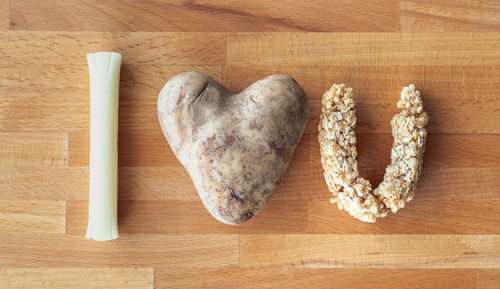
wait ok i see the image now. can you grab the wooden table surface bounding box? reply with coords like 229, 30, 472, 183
1, 1, 500, 288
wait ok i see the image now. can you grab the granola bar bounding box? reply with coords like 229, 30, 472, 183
318, 84, 428, 222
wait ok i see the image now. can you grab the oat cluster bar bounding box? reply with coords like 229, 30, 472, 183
318, 84, 429, 222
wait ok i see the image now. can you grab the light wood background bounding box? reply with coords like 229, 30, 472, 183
1, 1, 500, 288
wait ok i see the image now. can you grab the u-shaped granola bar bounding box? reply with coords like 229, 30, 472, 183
318, 84, 429, 222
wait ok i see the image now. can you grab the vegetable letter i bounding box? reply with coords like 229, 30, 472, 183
86, 52, 121, 241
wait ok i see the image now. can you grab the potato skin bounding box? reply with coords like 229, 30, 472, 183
158, 72, 309, 224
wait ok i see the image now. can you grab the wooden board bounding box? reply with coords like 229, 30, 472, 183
1, 1, 500, 288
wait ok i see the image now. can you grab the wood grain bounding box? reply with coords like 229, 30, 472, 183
0, 32, 225, 65
240, 235, 500, 268
0, 64, 221, 132
0, 200, 65, 234
0, 132, 68, 167
66, 200, 308, 234
222, 64, 500, 100
0, 166, 197, 201
155, 268, 479, 289
68, 128, 307, 168
223, 64, 500, 133
0, 94, 89, 132
0, 268, 153, 289
401, 0, 500, 32
226, 33, 500, 65
0, 64, 221, 95
310, 133, 500, 169
479, 270, 500, 289
1, 166, 498, 203
0, 233, 238, 267
307, 201, 500, 234
0, 167, 89, 200
70, 129, 176, 167
309, 133, 500, 198
10, 0, 400, 32
71, 119, 309, 168
0, 0, 7, 30
2, 4, 500, 286
275, 166, 500, 201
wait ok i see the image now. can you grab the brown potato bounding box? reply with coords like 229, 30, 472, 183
158, 72, 309, 224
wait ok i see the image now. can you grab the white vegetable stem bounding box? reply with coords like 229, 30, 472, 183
86, 52, 122, 241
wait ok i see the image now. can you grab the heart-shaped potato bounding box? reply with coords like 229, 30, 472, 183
158, 72, 309, 224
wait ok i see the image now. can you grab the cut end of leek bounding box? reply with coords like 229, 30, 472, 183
86, 52, 122, 241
